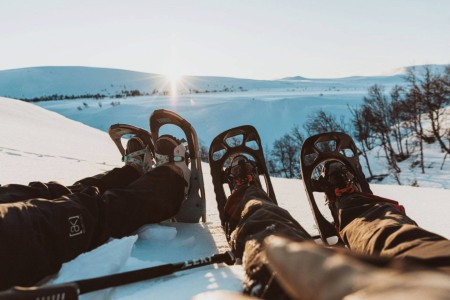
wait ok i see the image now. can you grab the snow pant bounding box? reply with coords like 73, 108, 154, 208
0, 164, 186, 290
226, 185, 450, 299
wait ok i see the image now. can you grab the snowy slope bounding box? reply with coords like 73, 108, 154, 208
0, 66, 294, 99
1, 97, 450, 299
0, 97, 121, 184
34, 92, 364, 150
33, 89, 450, 189
0, 65, 413, 99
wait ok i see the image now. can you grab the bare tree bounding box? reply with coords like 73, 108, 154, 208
404, 68, 427, 173
348, 105, 375, 178
362, 85, 401, 176
420, 66, 450, 153
303, 109, 345, 135
390, 85, 412, 160
198, 140, 209, 163
271, 134, 300, 178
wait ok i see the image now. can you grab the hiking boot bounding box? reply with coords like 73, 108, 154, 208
124, 136, 153, 174
319, 161, 363, 223
321, 161, 361, 202
225, 155, 261, 193
154, 135, 191, 194
154, 135, 189, 165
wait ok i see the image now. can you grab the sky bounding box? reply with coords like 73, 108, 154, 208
0, 0, 449, 79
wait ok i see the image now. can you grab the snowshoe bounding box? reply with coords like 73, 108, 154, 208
300, 132, 372, 246
209, 125, 277, 227
149, 109, 206, 223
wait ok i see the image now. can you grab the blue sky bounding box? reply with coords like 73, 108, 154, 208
0, 0, 449, 79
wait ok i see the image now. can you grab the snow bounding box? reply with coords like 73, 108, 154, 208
33, 92, 370, 155
1, 96, 450, 299
32, 90, 450, 188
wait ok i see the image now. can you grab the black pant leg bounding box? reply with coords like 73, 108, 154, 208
0, 166, 140, 204
0, 166, 143, 289
0, 182, 71, 204
99, 164, 186, 238
69, 165, 140, 194
0, 187, 105, 290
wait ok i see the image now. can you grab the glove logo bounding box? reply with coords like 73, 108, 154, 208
68, 215, 85, 237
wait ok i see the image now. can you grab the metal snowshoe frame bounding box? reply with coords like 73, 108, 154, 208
149, 109, 206, 223
209, 125, 277, 225
108, 123, 154, 157
300, 132, 372, 246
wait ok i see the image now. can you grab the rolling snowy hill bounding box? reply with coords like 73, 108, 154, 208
0, 66, 294, 99
0, 65, 425, 99
1, 97, 449, 299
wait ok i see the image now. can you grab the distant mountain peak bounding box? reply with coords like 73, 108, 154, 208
280, 75, 308, 81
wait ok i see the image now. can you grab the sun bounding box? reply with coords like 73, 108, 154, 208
166, 67, 181, 96
167, 68, 181, 84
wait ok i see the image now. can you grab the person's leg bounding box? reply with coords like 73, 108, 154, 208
0, 137, 152, 289
320, 161, 450, 273
225, 185, 311, 298
0, 186, 106, 290
264, 235, 450, 300
99, 163, 187, 238
0, 181, 72, 204
0, 165, 140, 204
336, 192, 450, 273
69, 165, 141, 194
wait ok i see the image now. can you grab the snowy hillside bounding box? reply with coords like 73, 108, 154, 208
1, 97, 450, 299
0, 65, 418, 99
0, 66, 294, 99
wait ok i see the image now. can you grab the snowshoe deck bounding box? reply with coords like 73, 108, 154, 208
300, 132, 372, 246
209, 125, 277, 226
150, 109, 206, 223
108, 123, 154, 157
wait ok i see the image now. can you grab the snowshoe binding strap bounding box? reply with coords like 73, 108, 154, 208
225, 155, 259, 191
124, 148, 149, 165
154, 143, 188, 167
334, 184, 356, 197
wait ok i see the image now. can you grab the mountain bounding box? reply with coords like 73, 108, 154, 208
3, 64, 445, 99
280, 75, 308, 80
0, 66, 294, 99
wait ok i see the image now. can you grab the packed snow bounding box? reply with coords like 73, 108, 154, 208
1, 97, 450, 299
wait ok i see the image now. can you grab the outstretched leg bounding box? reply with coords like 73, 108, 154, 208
224, 185, 311, 298
336, 192, 450, 273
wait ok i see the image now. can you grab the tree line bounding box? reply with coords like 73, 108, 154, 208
266, 66, 450, 184
20, 89, 151, 102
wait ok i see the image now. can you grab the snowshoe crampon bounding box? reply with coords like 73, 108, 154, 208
108, 124, 154, 158
209, 125, 277, 226
300, 132, 372, 246
150, 109, 206, 223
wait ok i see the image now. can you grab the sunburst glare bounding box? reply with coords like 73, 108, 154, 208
167, 68, 181, 97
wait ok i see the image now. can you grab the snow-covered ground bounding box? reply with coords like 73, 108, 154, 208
1, 97, 450, 299
3, 65, 449, 189
34, 90, 450, 189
